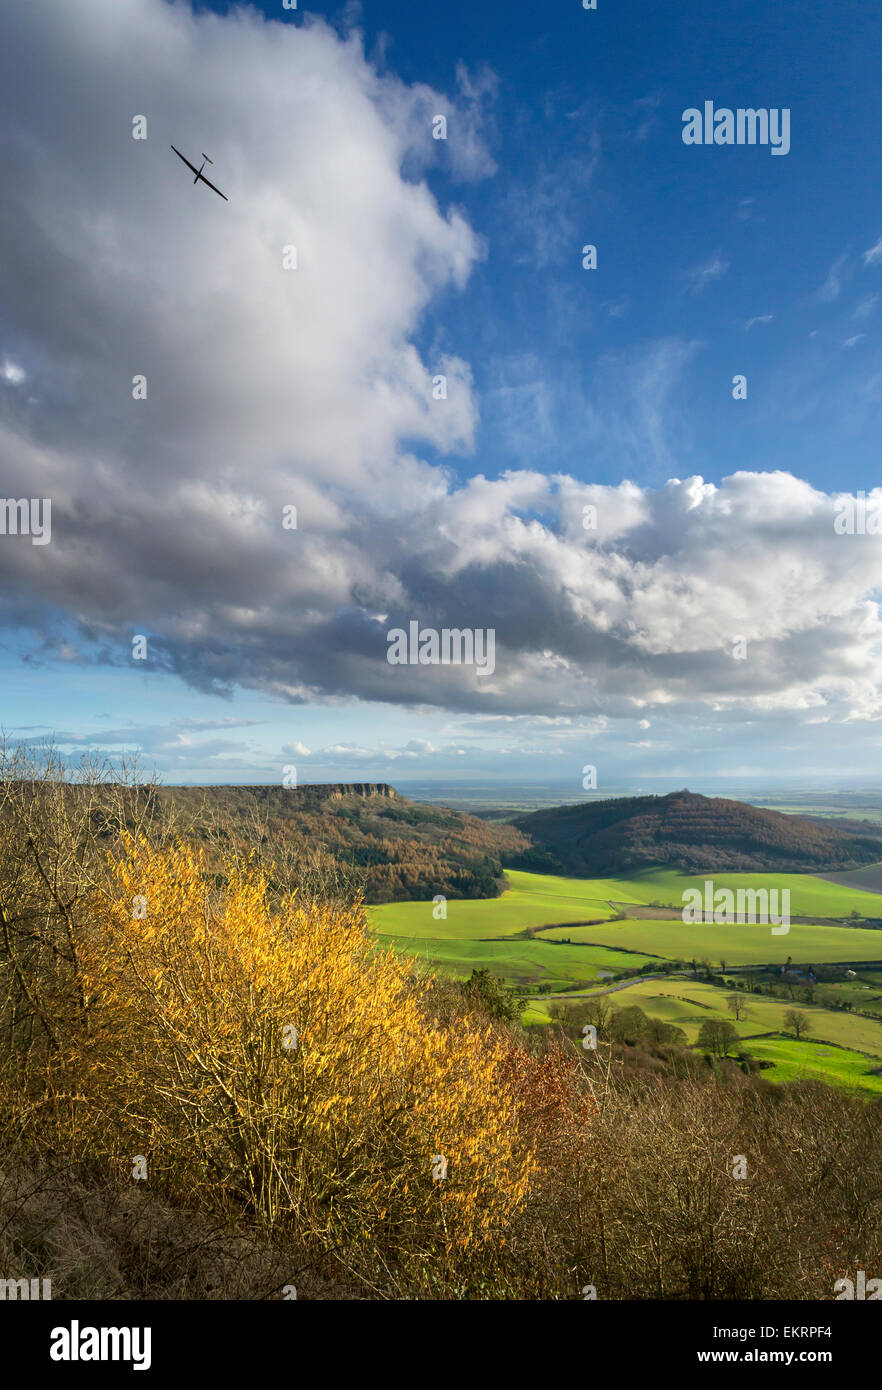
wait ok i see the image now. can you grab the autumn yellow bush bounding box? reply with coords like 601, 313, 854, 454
33, 836, 536, 1289
4, 757, 881, 1302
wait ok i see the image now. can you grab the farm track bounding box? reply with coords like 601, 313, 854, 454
528, 972, 676, 1001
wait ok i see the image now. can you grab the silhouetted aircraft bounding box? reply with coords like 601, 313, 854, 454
170, 146, 228, 201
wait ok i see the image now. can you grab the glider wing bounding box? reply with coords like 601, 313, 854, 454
197, 171, 228, 201
171, 144, 200, 177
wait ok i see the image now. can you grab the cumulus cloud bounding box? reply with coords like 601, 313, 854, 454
2, 1, 882, 739
0, 2, 483, 652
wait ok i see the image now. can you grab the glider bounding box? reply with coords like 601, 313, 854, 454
170, 146, 228, 201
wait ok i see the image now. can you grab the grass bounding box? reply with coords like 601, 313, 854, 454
369, 869, 627, 940
376, 933, 654, 988
526, 976, 882, 1096
369, 867, 882, 1058
520, 1004, 555, 1026
605, 867, 882, 919
539, 916, 882, 965
594, 978, 882, 1054
744, 1038, 882, 1097
370, 869, 882, 950
817, 980, 882, 1016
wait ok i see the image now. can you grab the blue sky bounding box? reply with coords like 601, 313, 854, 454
2, 0, 882, 787
287, 0, 882, 492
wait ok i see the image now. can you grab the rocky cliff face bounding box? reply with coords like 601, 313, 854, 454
277, 782, 398, 805
324, 783, 397, 800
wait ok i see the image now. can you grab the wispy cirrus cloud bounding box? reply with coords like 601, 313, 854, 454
685, 250, 729, 294
815, 252, 849, 301
862, 235, 882, 267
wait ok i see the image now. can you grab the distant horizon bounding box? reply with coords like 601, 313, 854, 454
151, 775, 882, 791
143, 775, 882, 817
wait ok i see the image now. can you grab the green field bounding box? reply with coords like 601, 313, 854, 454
745, 1039, 882, 1096
817, 979, 882, 1017
525, 977, 882, 1096
368, 865, 882, 1002
367, 863, 882, 1095
605, 867, 882, 919
591, 978, 882, 1055
540, 916, 882, 965
378, 933, 654, 988
370, 868, 882, 948
369, 869, 629, 940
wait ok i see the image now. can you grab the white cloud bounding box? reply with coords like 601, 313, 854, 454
686, 251, 729, 294
284, 741, 312, 758
816, 253, 848, 301
2, 2, 882, 740
863, 235, 882, 267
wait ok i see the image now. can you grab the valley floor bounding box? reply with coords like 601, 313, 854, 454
369, 865, 882, 1096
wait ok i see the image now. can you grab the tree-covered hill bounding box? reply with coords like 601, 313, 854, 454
509, 790, 882, 876
154, 782, 531, 903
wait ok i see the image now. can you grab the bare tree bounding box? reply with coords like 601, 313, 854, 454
784, 1009, 811, 1040
726, 992, 748, 1022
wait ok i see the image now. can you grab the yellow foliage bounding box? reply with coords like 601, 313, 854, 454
49, 836, 536, 1278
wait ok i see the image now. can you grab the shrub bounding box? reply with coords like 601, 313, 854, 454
6, 835, 537, 1293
